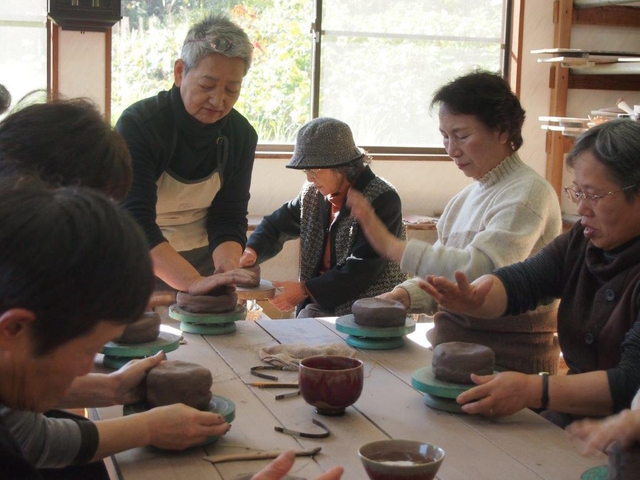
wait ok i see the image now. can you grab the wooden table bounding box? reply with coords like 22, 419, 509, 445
94, 312, 603, 480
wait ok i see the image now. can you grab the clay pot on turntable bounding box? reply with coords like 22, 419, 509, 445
298, 355, 363, 415
358, 439, 445, 480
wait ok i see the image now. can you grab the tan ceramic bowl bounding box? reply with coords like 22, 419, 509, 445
358, 439, 445, 480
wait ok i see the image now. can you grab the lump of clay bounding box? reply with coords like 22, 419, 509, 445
352, 297, 406, 327
146, 360, 213, 410
432, 342, 495, 384
608, 442, 640, 480
237, 265, 261, 288
116, 312, 161, 344
177, 289, 237, 313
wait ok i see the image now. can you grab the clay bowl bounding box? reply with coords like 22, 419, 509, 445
298, 355, 364, 415
358, 440, 445, 480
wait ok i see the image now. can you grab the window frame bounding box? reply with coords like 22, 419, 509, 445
257, 0, 519, 161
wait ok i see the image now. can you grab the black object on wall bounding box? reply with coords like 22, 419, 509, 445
48, 0, 121, 32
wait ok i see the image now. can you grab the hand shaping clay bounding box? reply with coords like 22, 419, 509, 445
432, 342, 495, 384
146, 360, 213, 410
237, 265, 261, 288
116, 312, 161, 344
608, 442, 640, 480
177, 290, 238, 313
352, 297, 407, 327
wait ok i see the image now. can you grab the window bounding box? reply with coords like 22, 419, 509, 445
112, 0, 509, 153
0, 0, 47, 119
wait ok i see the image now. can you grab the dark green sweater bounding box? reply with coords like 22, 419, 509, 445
116, 85, 258, 252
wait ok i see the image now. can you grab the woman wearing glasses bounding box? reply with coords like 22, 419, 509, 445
348, 71, 563, 374
116, 15, 257, 295
239, 117, 406, 317
423, 119, 640, 425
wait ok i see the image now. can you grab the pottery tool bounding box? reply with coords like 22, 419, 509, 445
250, 365, 288, 381
236, 279, 276, 301
168, 303, 246, 335
246, 382, 299, 388
101, 331, 180, 369
335, 314, 416, 350
124, 395, 235, 447
411, 365, 499, 413
274, 390, 301, 400
274, 419, 330, 438
203, 447, 321, 465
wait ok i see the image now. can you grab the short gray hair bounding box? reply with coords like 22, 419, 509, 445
567, 119, 640, 202
181, 14, 253, 75
333, 154, 371, 182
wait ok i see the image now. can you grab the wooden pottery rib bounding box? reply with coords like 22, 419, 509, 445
236, 279, 276, 300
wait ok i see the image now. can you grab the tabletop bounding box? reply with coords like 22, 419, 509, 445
93, 311, 604, 480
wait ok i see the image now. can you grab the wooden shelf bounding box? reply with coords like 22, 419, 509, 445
542, 0, 640, 197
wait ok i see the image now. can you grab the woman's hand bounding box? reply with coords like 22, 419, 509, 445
270, 281, 307, 312
346, 189, 406, 263
422, 272, 494, 314
144, 403, 231, 450
456, 372, 540, 417
239, 247, 258, 267
377, 288, 411, 309
567, 409, 640, 455
109, 352, 164, 405
251, 451, 344, 480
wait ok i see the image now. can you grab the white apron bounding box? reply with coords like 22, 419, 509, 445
155, 169, 221, 252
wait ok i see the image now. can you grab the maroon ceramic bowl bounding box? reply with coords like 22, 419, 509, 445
298, 355, 364, 415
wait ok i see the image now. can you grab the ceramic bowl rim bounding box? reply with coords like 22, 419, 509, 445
358, 439, 446, 469
299, 355, 364, 372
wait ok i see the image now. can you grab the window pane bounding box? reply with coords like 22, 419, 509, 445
320, 0, 505, 147
0, 0, 47, 119
111, 0, 313, 143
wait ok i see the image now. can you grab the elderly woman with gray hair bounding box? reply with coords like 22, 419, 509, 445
423, 119, 640, 426
239, 117, 406, 317
116, 14, 257, 295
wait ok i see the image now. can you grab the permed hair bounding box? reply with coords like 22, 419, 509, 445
430, 70, 526, 151
181, 14, 253, 75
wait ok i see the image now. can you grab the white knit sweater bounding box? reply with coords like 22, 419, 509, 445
400, 152, 562, 313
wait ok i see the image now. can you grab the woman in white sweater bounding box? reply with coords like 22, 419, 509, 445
348, 71, 562, 374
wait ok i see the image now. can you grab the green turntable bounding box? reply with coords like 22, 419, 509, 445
169, 304, 246, 335
335, 314, 416, 350
101, 331, 181, 369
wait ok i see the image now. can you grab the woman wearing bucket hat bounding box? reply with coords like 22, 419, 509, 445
239, 117, 406, 317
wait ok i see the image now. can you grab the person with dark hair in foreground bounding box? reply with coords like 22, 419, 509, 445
348, 70, 562, 374
0, 187, 231, 479
423, 119, 640, 427
0, 97, 132, 200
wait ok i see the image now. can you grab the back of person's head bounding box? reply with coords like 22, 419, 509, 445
181, 14, 253, 75
567, 119, 640, 202
0, 185, 154, 356
0, 84, 10, 115
431, 70, 526, 151
0, 97, 132, 200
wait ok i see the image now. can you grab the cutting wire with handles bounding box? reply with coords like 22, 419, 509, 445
250, 365, 291, 381
274, 419, 331, 439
